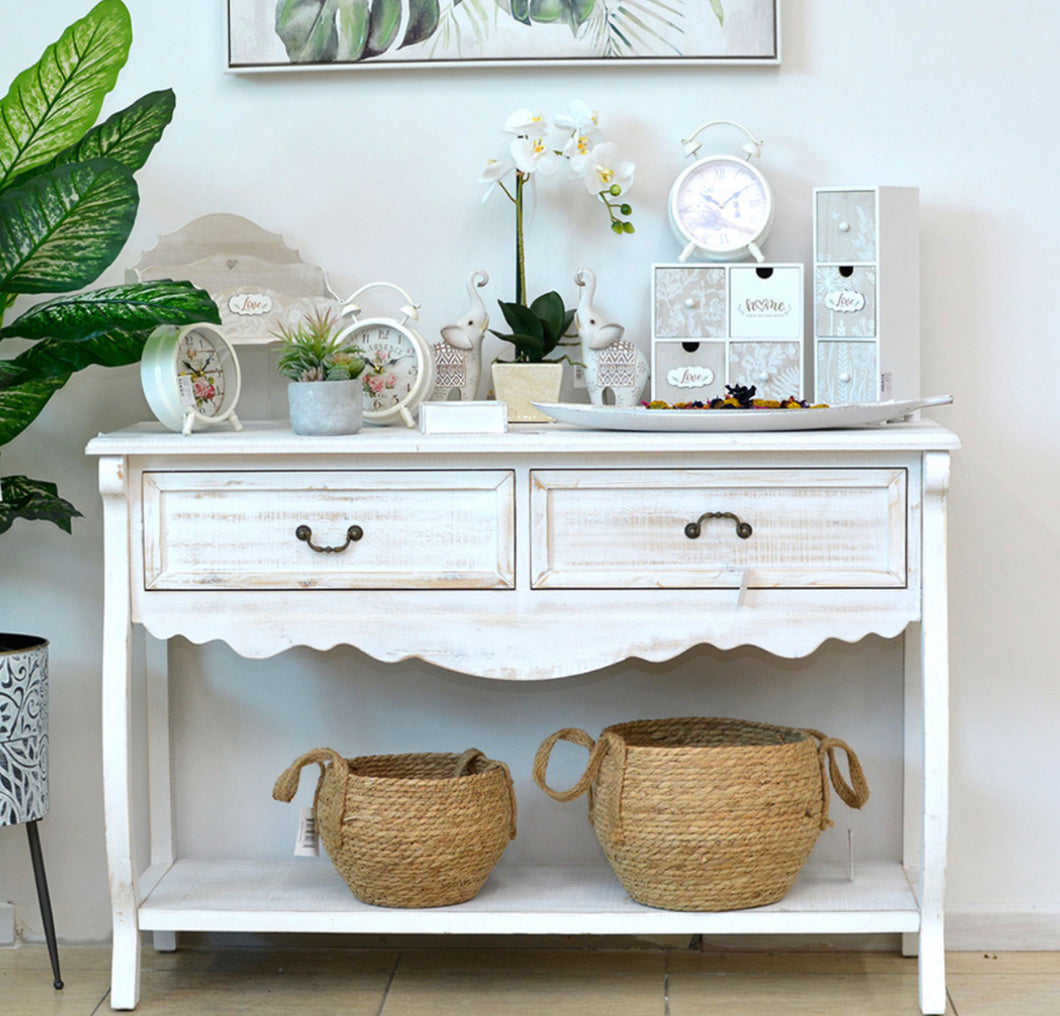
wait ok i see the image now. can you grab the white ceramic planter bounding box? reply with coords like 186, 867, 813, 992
0, 634, 49, 827
287, 379, 363, 435
491, 362, 563, 423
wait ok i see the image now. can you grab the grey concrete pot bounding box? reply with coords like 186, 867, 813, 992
287, 379, 364, 435
0, 634, 49, 827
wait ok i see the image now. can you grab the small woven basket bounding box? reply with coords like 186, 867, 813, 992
533, 717, 869, 912
274, 746, 516, 908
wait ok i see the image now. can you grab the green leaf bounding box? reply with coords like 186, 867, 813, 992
275, 0, 368, 62
510, 0, 532, 25
0, 158, 138, 295
401, 0, 441, 48
0, 474, 82, 535
0, 281, 220, 344
529, 291, 566, 343
9, 90, 176, 189
334, 0, 371, 59
0, 0, 132, 190
0, 375, 67, 447
710, 0, 725, 26
496, 300, 545, 342
362, 0, 401, 58
530, 0, 594, 31
0, 325, 156, 390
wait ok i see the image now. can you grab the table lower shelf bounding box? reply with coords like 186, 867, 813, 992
138, 859, 921, 936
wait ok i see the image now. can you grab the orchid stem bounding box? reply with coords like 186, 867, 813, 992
515, 172, 526, 307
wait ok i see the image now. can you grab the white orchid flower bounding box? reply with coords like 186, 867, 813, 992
478, 157, 514, 202
510, 135, 561, 176
570, 141, 635, 196
502, 108, 549, 138
554, 100, 599, 133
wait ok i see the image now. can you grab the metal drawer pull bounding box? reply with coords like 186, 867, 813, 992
684, 512, 753, 540
295, 524, 363, 553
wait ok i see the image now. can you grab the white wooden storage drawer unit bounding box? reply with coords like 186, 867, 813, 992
813, 186, 920, 404
652, 262, 804, 402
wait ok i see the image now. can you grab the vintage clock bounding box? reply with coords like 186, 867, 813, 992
140, 322, 242, 435
668, 120, 774, 264
336, 282, 435, 427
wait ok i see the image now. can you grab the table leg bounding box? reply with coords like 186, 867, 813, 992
918, 451, 951, 1015
100, 457, 141, 1010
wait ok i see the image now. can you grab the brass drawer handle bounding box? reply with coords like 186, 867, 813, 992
295, 524, 363, 554
684, 512, 753, 540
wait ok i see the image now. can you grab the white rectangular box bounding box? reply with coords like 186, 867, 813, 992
813, 186, 920, 404
418, 400, 508, 435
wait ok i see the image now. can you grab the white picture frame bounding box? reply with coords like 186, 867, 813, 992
227, 0, 780, 71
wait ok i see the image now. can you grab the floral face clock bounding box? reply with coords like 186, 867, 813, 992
140, 323, 242, 435
337, 283, 435, 428
669, 120, 774, 264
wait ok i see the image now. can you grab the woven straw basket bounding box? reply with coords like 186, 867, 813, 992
533, 717, 869, 912
274, 747, 516, 908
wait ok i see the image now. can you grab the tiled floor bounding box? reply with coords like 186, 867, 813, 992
1, 944, 1057, 1014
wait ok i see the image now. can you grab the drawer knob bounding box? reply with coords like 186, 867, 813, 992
684, 512, 753, 541
839, 221, 851, 232
295, 524, 363, 554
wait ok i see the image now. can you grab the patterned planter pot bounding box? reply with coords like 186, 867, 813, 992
0, 634, 49, 827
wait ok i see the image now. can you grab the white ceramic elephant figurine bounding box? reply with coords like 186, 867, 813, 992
431, 269, 489, 401
574, 267, 649, 407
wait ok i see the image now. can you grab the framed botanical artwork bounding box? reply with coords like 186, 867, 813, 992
227, 0, 780, 70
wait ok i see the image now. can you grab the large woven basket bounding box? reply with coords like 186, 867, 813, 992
274, 746, 516, 908
533, 717, 869, 911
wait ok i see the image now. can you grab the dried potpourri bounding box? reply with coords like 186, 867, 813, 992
645, 385, 827, 410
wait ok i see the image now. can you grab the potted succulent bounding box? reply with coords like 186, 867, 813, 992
480, 102, 635, 421
275, 307, 367, 435
0, 0, 219, 987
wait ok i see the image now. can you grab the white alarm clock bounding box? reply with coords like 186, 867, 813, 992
337, 282, 435, 428
140, 322, 242, 435
668, 120, 774, 264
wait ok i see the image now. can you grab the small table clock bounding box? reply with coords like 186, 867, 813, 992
668, 120, 774, 264
140, 323, 242, 436
337, 282, 436, 428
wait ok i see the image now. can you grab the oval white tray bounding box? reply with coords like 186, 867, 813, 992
531, 396, 953, 432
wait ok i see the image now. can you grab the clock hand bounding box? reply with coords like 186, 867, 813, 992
721, 183, 752, 209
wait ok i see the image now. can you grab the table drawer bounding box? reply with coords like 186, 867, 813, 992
530, 469, 906, 589
143, 470, 515, 590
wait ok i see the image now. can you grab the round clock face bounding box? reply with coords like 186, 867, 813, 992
175, 327, 234, 419
349, 322, 425, 417
141, 323, 241, 433
670, 156, 773, 259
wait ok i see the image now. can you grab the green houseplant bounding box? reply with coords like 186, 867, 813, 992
480, 102, 635, 421
0, 0, 220, 536
275, 307, 367, 435
0, 1, 219, 987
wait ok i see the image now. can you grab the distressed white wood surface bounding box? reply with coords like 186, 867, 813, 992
88, 421, 957, 1012
530, 467, 906, 589
139, 860, 919, 935
142, 470, 515, 590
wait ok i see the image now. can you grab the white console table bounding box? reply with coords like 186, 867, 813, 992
87, 420, 958, 1012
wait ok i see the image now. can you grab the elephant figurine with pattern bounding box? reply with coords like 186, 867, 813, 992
431, 270, 489, 401
574, 267, 649, 406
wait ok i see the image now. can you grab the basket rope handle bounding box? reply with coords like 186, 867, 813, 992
532, 727, 606, 802
272, 747, 348, 804
455, 748, 518, 840
804, 730, 870, 830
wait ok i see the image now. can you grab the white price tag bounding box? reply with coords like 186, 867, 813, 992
294, 806, 319, 857
176, 374, 196, 408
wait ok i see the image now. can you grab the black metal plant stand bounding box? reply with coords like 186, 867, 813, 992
25, 820, 63, 989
